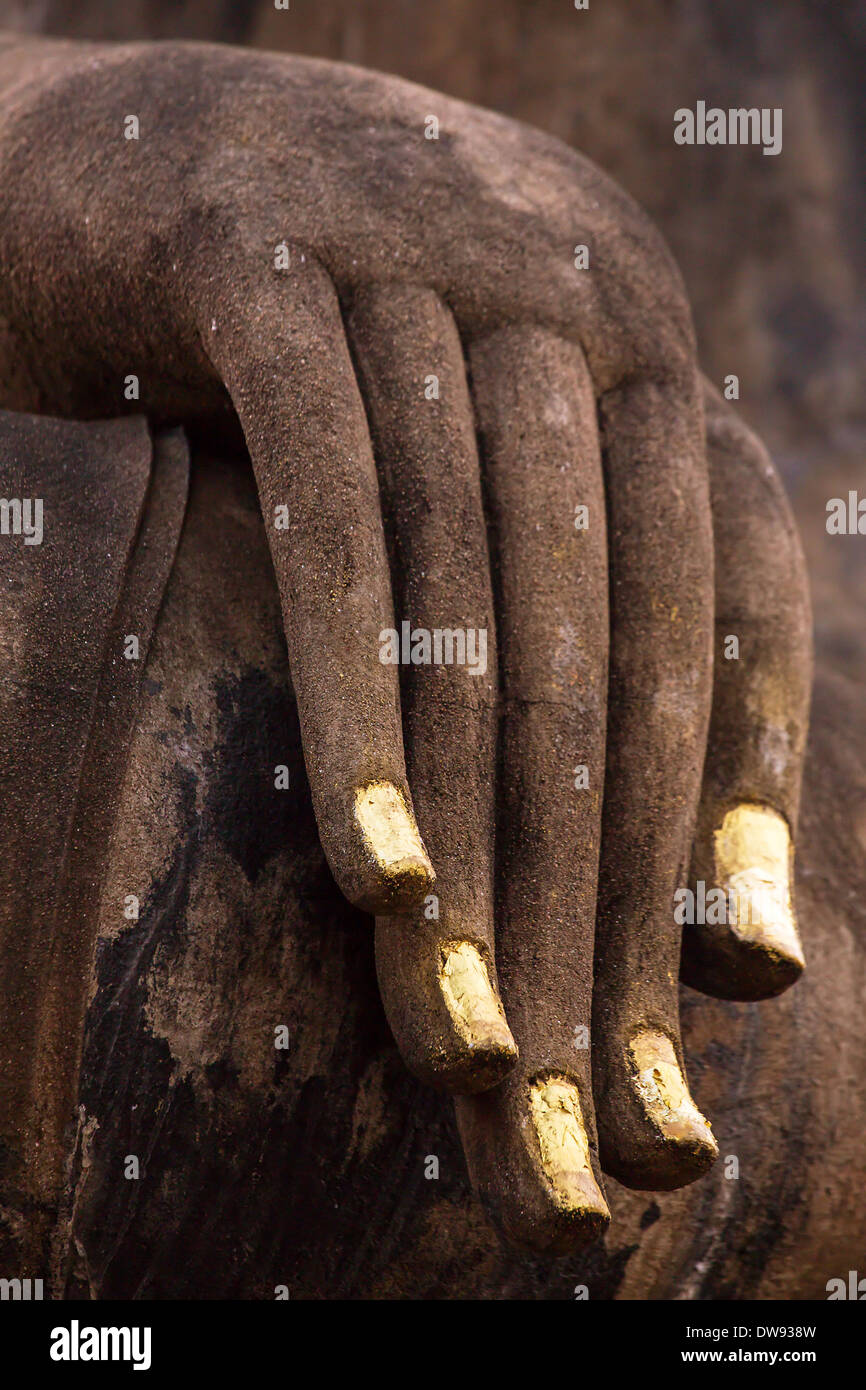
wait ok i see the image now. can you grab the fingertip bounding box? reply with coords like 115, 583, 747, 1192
600, 1030, 718, 1191
714, 801, 806, 976
351, 780, 435, 913
375, 927, 518, 1094
437, 942, 519, 1092
501, 1187, 610, 1258
684, 802, 806, 1000
528, 1076, 611, 1242
460, 1075, 611, 1256
682, 928, 804, 1002
629, 1031, 718, 1182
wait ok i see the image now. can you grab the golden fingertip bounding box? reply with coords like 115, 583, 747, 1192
353, 780, 434, 891
439, 942, 517, 1060
713, 803, 805, 969
529, 1077, 610, 1220
630, 1031, 718, 1157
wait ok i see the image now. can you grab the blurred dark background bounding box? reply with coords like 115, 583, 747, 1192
1, 0, 863, 676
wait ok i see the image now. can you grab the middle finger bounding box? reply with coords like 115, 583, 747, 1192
455, 324, 610, 1253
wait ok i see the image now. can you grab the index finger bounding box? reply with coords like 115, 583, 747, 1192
199, 253, 434, 915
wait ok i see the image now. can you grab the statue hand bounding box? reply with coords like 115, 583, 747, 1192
0, 38, 811, 1251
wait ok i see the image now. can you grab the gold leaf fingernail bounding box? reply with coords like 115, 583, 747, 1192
439, 942, 517, 1056
630, 1032, 718, 1155
354, 781, 434, 889
529, 1077, 609, 1219
713, 803, 805, 968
